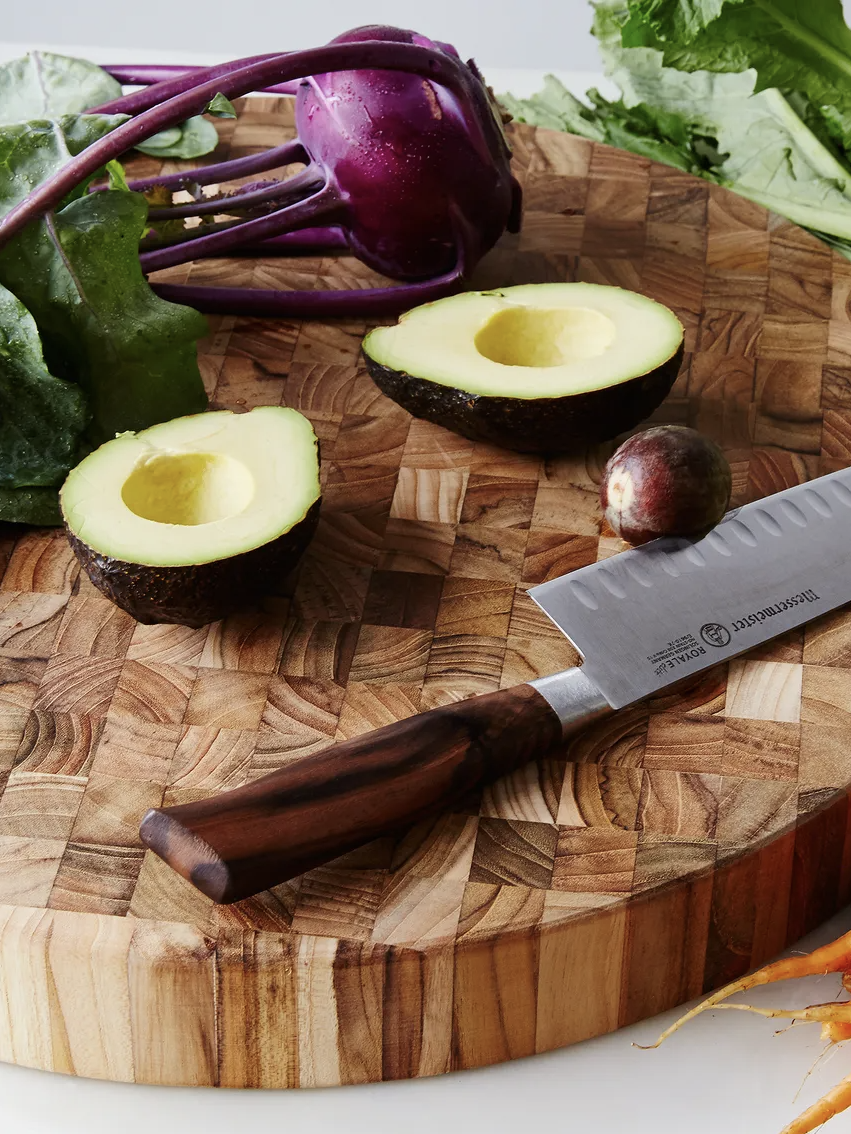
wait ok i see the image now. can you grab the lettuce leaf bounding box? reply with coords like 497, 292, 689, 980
622, 0, 851, 119
501, 77, 606, 140
502, 2, 851, 252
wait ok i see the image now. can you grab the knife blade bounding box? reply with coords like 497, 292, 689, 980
530, 466, 851, 709
140, 468, 851, 903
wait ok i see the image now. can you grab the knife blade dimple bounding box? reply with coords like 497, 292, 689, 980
530, 467, 851, 709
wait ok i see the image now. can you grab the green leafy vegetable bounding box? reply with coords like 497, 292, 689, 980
0, 486, 62, 526
0, 282, 88, 488
0, 50, 219, 161
502, 1, 851, 256
501, 77, 606, 140
622, 0, 851, 119
106, 159, 130, 192
0, 115, 208, 443
205, 93, 237, 119
135, 115, 220, 159
0, 51, 122, 123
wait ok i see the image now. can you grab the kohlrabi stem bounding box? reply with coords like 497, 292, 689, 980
102, 63, 302, 101
92, 55, 279, 115
145, 167, 324, 220
144, 226, 348, 259
150, 260, 465, 317
125, 140, 308, 193
0, 40, 469, 251
246, 227, 347, 253
140, 183, 343, 271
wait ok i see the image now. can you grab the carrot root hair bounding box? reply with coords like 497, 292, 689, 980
640, 930, 851, 1049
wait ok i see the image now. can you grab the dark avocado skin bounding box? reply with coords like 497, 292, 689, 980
363, 343, 684, 454
66, 498, 321, 628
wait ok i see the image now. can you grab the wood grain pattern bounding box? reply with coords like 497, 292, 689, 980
1, 101, 850, 1085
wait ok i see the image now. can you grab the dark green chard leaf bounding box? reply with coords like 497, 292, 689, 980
0, 486, 62, 526
0, 283, 88, 489
0, 114, 208, 445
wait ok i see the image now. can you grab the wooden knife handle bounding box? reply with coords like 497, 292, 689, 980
140, 675, 607, 903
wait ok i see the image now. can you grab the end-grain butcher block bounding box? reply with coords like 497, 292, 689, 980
0, 98, 848, 1087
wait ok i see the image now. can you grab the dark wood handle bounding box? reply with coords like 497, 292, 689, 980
140, 682, 563, 903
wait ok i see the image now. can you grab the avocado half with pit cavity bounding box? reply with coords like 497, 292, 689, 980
362, 283, 685, 453
61, 406, 321, 628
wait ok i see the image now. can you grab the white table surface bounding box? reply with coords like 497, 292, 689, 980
2, 39, 851, 1134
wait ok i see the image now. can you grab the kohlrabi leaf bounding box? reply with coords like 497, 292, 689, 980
0, 115, 208, 443
0, 51, 121, 124
135, 115, 220, 158
106, 159, 130, 192
0, 486, 62, 526
622, 0, 851, 117
0, 50, 218, 159
0, 282, 88, 489
206, 93, 237, 119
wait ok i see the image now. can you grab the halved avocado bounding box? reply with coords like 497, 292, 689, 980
362, 283, 684, 453
61, 406, 320, 627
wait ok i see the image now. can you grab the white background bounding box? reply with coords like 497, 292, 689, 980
1, 0, 598, 71
5, 4, 851, 1132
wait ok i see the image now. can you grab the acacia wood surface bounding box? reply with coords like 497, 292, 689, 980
1, 97, 851, 1086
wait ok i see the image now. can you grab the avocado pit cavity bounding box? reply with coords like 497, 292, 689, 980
474, 304, 617, 368
121, 451, 255, 526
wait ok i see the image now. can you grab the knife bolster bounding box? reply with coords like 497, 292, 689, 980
529, 667, 612, 735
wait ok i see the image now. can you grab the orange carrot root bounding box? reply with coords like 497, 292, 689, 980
642, 930, 851, 1049
824, 1022, 851, 1043
643, 930, 851, 1132
779, 1072, 851, 1134
714, 1001, 851, 1026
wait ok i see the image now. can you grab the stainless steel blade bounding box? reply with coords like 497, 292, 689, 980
530, 467, 851, 709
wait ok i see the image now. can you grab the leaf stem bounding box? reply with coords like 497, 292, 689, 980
760, 88, 851, 194
752, 0, 851, 86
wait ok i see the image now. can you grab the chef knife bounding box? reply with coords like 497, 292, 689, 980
140, 466, 851, 903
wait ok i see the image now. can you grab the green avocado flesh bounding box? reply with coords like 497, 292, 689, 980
362, 283, 685, 453
61, 407, 321, 626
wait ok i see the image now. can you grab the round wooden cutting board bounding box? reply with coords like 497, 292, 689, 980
1, 98, 850, 1087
